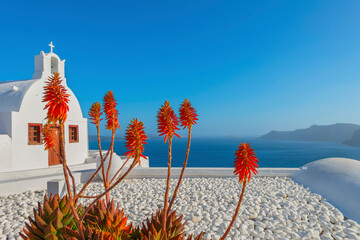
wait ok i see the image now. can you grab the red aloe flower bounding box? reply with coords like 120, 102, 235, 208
179, 99, 198, 129
157, 100, 180, 143
233, 142, 259, 183
124, 118, 148, 165
42, 72, 70, 124
89, 102, 103, 126
43, 124, 55, 150
103, 91, 120, 131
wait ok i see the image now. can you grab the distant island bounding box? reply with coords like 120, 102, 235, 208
259, 123, 360, 144
343, 129, 360, 147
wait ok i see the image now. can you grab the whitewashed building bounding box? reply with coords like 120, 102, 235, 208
0, 43, 88, 172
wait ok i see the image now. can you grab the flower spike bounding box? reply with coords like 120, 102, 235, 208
103, 91, 120, 131
157, 100, 180, 143
89, 102, 103, 126
221, 143, 258, 240
42, 72, 70, 124
168, 99, 198, 211
43, 124, 55, 150
124, 118, 148, 165
179, 99, 198, 129
233, 142, 259, 183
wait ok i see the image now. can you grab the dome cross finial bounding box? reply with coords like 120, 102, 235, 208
49, 41, 55, 53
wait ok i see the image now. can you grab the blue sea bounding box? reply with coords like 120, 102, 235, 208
89, 138, 360, 168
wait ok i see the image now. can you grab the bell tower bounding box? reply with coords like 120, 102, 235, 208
32, 42, 66, 80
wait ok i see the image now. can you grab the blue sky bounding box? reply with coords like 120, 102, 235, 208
1, 0, 360, 137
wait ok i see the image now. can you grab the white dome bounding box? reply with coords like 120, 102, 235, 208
0, 79, 37, 113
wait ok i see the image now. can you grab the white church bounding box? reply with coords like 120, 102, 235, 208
0, 43, 88, 173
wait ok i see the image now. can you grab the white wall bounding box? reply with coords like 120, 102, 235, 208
65, 118, 89, 165
33, 52, 65, 80
11, 111, 48, 172
3, 78, 88, 172
0, 112, 11, 135
0, 135, 12, 172
0, 51, 88, 173
62, 86, 89, 165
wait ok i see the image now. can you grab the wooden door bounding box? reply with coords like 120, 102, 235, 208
48, 126, 61, 166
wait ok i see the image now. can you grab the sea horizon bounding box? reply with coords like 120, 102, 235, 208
89, 137, 360, 168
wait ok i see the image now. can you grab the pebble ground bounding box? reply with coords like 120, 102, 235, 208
1, 177, 360, 240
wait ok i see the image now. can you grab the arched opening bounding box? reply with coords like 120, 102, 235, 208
51, 57, 58, 73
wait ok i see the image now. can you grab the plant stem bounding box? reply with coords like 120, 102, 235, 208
78, 195, 100, 199
53, 150, 78, 205
162, 135, 173, 233
95, 124, 115, 197
80, 156, 139, 222
95, 124, 107, 184
220, 179, 248, 240
76, 161, 104, 199
109, 157, 130, 185
59, 122, 85, 239
69, 202, 85, 240
106, 130, 116, 181
66, 165, 76, 197
96, 124, 103, 158
59, 123, 72, 200
76, 125, 108, 200
105, 129, 116, 203
168, 126, 192, 210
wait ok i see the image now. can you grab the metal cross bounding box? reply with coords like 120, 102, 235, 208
49, 41, 55, 53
